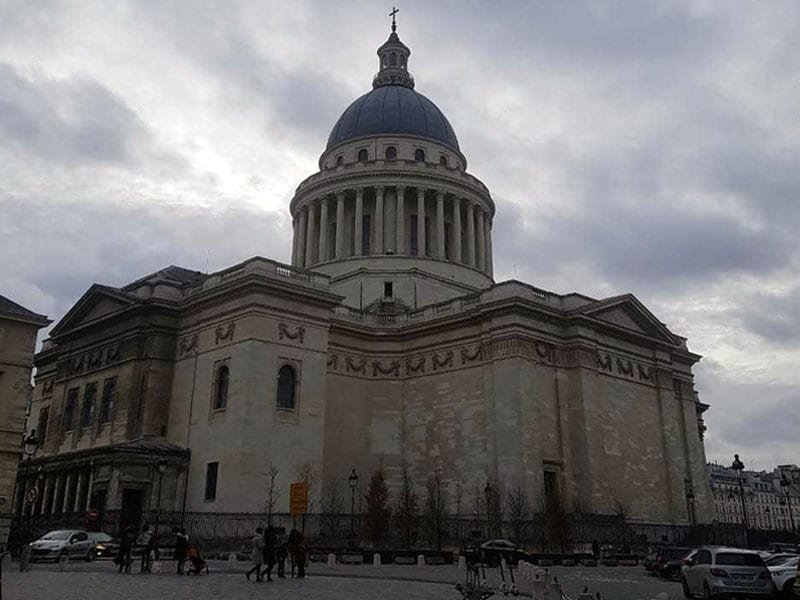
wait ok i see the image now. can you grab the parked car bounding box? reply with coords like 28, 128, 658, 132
768, 555, 798, 599
682, 546, 774, 599
659, 548, 696, 581
88, 532, 119, 559
479, 539, 527, 566
766, 553, 800, 567
651, 546, 692, 577
29, 530, 95, 562
769, 543, 798, 555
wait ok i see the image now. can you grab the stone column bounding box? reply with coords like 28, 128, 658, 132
453, 197, 462, 263
335, 192, 345, 258
85, 465, 94, 510
39, 473, 52, 515
476, 209, 486, 272
375, 186, 384, 254
354, 188, 364, 255
296, 207, 307, 268
290, 218, 298, 267
417, 188, 426, 256
466, 202, 476, 267
395, 186, 405, 254
50, 473, 62, 515
73, 471, 84, 513
486, 217, 494, 277
318, 197, 329, 262
62, 471, 74, 513
436, 191, 445, 259
304, 201, 317, 267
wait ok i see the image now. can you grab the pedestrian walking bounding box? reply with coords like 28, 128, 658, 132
275, 533, 287, 578
245, 527, 264, 582
288, 529, 306, 578
174, 527, 189, 575
145, 531, 159, 573
591, 539, 600, 561
116, 524, 136, 574
260, 526, 276, 582
138, 524, 153, 573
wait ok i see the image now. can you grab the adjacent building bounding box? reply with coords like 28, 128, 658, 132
20, 24, 715, 538
0, 295, 50, 545
709, 462, 799, 532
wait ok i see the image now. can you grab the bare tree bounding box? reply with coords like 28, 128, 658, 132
454, 481, 464, 542
395, 465, 420, 548
425, 469, 449, 549
364, 467, 391, 547
320, 477, 344, 541
506, 484, 531, 543
472, 483, 486, 537
262, 461, 280, 526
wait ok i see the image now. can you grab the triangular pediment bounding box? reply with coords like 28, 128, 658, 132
50, 285, 141, 337
580, 294, 677, 344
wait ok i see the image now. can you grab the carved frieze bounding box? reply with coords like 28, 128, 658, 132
278, 322, 306, 344
406, 356, 426, 375
432, 350, 453, 371
637, 365, 653, 381
180, 334, 198, 356
70, 356, 84, 375
461, 346, 482, 364
616, 358, 634, 377
372, 361, 400, 377
215, 321, 236, 345
105, 344, 120, 364
597, 353, 613, 371
41, 379, 54, 397
345, 356, 366, 374
326, 354, 339, 370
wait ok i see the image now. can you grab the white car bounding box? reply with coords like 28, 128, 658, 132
682, 546, 775, 599
29, 530, 95, 562
768, 555, 798, 598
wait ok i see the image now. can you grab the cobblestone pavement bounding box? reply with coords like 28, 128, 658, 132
3, 559, 683, 600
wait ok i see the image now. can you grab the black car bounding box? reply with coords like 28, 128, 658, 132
653, 547, 693, 581
479, 539, 528, 567
88, 532, 119, 559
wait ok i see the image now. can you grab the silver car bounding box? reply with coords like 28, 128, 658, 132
682, 546, 774, 598
768, 555, 798, 598
29, 530, 95, 562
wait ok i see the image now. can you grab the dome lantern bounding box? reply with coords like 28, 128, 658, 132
373, 9, 414, 89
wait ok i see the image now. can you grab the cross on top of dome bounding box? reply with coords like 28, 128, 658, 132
373, 9, 414, 89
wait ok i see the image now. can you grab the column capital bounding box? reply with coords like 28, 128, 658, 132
336, 191, 346, 201
355, 187, 364, 198
375, 185, 385, 194
319, 195, 329, 205
436, 190, 445, 200
395, 185, 405, 197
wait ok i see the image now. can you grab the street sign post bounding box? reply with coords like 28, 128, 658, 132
289, 482, 308, 516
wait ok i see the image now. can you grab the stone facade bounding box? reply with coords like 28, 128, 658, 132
0, 295, 49, 545
20, 26, 715, 535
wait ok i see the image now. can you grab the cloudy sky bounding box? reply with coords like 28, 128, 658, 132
1, 1, 798, 471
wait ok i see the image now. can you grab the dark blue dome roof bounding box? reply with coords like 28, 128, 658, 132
327, 85, 459, 151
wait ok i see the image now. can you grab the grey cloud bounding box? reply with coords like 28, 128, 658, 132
737, 287, 800, 345
0, 63, 162, 166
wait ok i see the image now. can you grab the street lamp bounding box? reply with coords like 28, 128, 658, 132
22, 430, 39, 533
348, 469, 359, 540
780, 474, 796, 536
154, 460, 167, 534
731, 454, 749, 547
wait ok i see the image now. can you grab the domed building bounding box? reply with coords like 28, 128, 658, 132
20, 24, 713, 543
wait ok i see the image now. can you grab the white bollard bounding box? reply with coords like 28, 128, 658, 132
327, 553, 336, 566
373, 553, 381, 566
228, 551, 237, 562
458, 555, 466, 570
417, 554, 425, 566
59, 553, 69, 571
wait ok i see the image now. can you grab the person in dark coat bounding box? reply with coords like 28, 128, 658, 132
173, 527, 189, 575
275, 533, 287, 578
288, 529, 306, 578
591, 539, 600, 561
116, 524, 137, 574
260, 526, 276, 582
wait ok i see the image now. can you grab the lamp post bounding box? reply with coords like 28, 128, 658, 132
154, 460, 167, 534
348, 469, 359, 540
780, 474, 796, 536
731, 454, 749, 547
22, 430, 39, 534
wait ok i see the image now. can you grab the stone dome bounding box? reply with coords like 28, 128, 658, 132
326, 85, 460, 151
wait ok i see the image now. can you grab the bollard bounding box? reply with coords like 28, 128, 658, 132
227, 551, 237, 562
59, 553, 69, 571
327, 553, 336, 567
417, 554, 425, 566
457, 555, 466, 570
373, 553, 380, 566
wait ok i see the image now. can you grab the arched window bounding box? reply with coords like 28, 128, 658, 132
389, 52, 397, 66
214, 365, 229, 410
276, 365, 296, 409
357, 149, 368, 162
439, 155, 448, 166
385, 146, 397, 161
336, 155, 344, 166
414, 149, 425, 162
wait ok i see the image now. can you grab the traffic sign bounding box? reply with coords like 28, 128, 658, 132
25, 487, 38, 504
289, 482, 308, 515
87, 508, 99, 521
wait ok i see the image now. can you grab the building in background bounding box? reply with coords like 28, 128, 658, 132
0, 295, 50, 546
19, 24, 714, 541
709, 462, 799, 532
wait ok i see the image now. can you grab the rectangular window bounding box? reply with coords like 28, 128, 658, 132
205, 462, 219, 501
81, 382, 97, 428
63, 388, 78, 431
37, 407, 49, 446
362, 214, 371, 255
384, 281, 393, 298
410, 215, 418, 256
99, 377, 116, 424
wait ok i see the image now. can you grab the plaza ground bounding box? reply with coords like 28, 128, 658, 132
2, 559, 686, 600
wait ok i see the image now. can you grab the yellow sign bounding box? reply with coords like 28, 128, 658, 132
289, 482, 308, 515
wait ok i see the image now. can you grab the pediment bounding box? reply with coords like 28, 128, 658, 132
581, 295, 677, 344
50, 285, 140, 337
